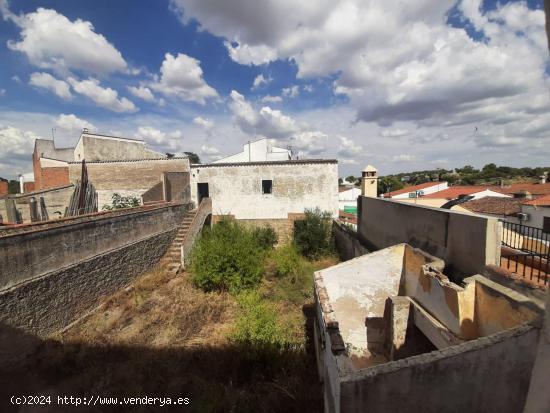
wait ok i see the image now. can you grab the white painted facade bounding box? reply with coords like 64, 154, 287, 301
212, 138, 290, 163
468, 189, 511, 200
190, 160, 338, 219
521, 205, 550, 230
391, 182, 449, 199
339, 187, 361, 210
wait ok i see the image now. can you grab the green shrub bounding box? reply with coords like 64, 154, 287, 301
190, 220, 265, 293
102, 193, 140, 210
251, 225, 278, 250
271, 244, 303, 277
231, 291, 281, 345
293, 208, 334, 259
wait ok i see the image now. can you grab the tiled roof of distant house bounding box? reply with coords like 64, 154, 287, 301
461, 197, 524, 216
522, 194, 550, 206
382, 181, 443, 198
495, 182, 550, 196
423, 186, 494, 199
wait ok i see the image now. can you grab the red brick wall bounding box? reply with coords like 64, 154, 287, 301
32, 151, 42, 189
23, 182, 35, 193
0, 181, 7, 195
40, 167, 70, 189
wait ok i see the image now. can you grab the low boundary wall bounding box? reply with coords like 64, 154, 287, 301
0, 203, 190, 290
358, 196, 501, 276
0, 229, 176, 337
332, 220, 369, 261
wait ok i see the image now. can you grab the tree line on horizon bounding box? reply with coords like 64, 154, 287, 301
338, 164, 550, 196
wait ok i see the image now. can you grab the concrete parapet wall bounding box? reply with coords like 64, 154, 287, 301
181, 198, 211, 268
332, 220, 369, 261
0, 185, 74, 224
358, 196, 501, 276
339, 324, 539, 413
0, 229, 175, 337
0, 203, 189, 290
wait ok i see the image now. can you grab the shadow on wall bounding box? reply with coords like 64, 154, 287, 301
0, 310, 322, 413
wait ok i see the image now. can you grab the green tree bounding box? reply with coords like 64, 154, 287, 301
293, 208, 334, 259
184, 152, 201, 164
345, 175, 357, 183
190, 220, 264, 293
8, 180, 20, 194
377, 176, 404, 195
102, 193, 140, 210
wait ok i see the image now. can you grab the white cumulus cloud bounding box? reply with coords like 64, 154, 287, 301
3, 5, 128, 76
127, 85, 156, 103
29, 72, 72, 100
55, 114, 95, 133
150, 53, 218, 104
68, 78, 138, 113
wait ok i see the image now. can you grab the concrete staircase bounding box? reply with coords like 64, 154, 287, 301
159, 208, 197, 273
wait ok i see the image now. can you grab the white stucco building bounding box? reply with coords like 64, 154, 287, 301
339, 186, 361, 212
212, 138, 290, 163
190, 158, 339, 240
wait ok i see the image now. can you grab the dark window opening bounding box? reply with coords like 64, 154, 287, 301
262, 179, 273, 194
543, 217, 550, 233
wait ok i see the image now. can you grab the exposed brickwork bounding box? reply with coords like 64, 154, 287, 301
0, 181, 7, 196
23, 182, 35, 193
212, 213, 306, 244
39, 167, 70, 189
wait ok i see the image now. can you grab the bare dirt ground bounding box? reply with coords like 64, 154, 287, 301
1, 262, 332, 412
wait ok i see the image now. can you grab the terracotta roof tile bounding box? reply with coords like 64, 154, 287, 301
383, 181, 445, 198
522, 194, 550, 206
423, 186, 495, 199
461, 197, 523, 216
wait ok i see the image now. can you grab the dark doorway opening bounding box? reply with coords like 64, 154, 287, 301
198, 183, 209, 203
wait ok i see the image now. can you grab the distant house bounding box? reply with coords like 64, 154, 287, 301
339, 186, 361, 214
521, 195, 550, 232
422, 186, 510, 201
212, 138, 290, 163
460, 197, 523, 224
382, 181, 449, 199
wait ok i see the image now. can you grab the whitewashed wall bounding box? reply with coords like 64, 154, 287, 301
190, 161, 338, 219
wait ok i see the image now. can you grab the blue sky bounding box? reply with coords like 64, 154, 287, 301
0, 0, 548, 179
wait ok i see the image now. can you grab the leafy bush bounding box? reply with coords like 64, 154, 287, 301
251, 225, 278, 250
102, 193, 140, 210
230, 291, 282, 345
190, 220, 265, 293
293, 208, 334, 259
271, 244, 303, 277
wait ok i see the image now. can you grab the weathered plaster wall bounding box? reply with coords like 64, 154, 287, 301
69, 158, 189, 207
0, 185, 74, 223
338, 324, 539, 413
358, 196, 501, 276
0, 229, 176, 337
332, 220, 369, 261
74, 135, 164, 162
190, 161, 339, 220
0, 203, 188, 290
471, 275, 542, 337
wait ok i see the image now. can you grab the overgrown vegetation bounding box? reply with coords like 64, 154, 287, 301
293, 208, 334, 259
7, 212, 339, 412
102, 193, 141, 210
251, 225, 278, 250
190, 220, 267, 293
230, 291, 282, 346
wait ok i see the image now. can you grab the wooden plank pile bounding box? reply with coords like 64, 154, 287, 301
65, 160, 98, 217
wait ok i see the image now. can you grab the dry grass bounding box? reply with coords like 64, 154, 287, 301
0, 259, 338, 412
60, 264, 236, 348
